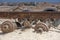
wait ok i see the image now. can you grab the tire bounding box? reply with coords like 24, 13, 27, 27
23, 20, 31, 28
36, 28, 43, 33
34, 22, 49, 32
1, 21, 17, 33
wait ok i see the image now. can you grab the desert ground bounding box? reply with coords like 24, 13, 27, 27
0, 26, 60, 40
0, 19, 60, 40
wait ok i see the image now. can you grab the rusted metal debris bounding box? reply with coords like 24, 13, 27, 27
0, 11, 60, 33
1, 21, 17, 33
33, 22, 49, 33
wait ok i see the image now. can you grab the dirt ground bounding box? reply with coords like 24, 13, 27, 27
0, 19, 60, 40
0, 27, 60, 40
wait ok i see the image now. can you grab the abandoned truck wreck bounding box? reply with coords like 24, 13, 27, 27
0, 11, 60, 33
0, 2, 60, 33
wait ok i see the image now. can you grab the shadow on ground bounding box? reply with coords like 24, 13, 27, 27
0, 32, 7, 35
50, 30, 60, 33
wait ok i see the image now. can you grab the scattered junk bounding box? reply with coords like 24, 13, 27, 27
0, 2, 60, 33
20, 19, 32, 31
0, 11, 60, 33
1, 21, 17, 33
22, 19, 31, 28
33, 22, 49, 33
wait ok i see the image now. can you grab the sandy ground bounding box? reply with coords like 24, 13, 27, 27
0, 27, 60, 40
0, 19, 60, 40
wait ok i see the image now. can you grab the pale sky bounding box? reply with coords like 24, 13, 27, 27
0, 0, 60, 3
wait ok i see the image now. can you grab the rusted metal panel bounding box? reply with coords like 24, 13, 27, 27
0, 11, 60, 19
